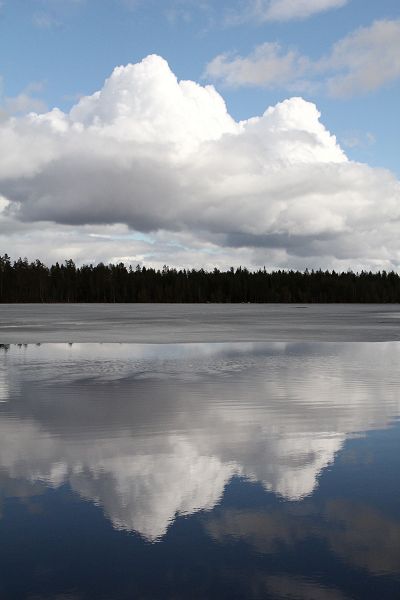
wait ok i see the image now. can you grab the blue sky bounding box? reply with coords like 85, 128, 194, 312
0, 0, 399, 270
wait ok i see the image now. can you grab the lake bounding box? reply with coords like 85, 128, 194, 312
0, 306, 400, 598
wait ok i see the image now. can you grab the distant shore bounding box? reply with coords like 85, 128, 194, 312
1, 257, 400, 303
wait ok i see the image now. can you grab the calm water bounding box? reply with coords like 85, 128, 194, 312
0, 341, 399, 599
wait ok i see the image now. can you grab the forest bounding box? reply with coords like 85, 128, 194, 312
0, 254, 400, 303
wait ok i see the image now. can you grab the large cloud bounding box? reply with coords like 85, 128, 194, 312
1, 54, 400, 269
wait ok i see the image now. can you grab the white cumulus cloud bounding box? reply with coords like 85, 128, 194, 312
0, 54, 400, 269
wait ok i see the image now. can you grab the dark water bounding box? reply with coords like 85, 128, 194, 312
1, 341, 400, 599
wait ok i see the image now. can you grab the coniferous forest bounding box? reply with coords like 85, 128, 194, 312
0, 254, 400, 303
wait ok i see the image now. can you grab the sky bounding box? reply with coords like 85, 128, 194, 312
0, 0, 399, 271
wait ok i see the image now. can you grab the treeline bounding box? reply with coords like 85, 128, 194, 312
1, 254, 400, 303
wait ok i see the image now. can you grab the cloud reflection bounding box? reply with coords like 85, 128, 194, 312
206, 499, 400, 577
0, 342, 399, 542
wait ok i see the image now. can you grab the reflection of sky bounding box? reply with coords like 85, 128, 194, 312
0, 342, 400, 542
206, 497, 400, 577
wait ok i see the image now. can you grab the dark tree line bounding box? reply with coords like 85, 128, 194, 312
0, 254, 400, 303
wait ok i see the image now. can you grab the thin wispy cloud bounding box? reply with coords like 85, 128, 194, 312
31, 0, 85, 28
165, 0, 215, 29
341, 131, 376, 150
206, 42, 311, 89
323, 19, 400, 97
206, 19, 400, 97
0, 82, 47, 116
32, 12, 60, 28
228, 0, 348, 24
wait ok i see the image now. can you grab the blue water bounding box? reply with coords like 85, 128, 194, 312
0, 342, 399, 599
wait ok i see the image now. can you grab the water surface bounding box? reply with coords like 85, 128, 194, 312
0, 342, 399, 599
